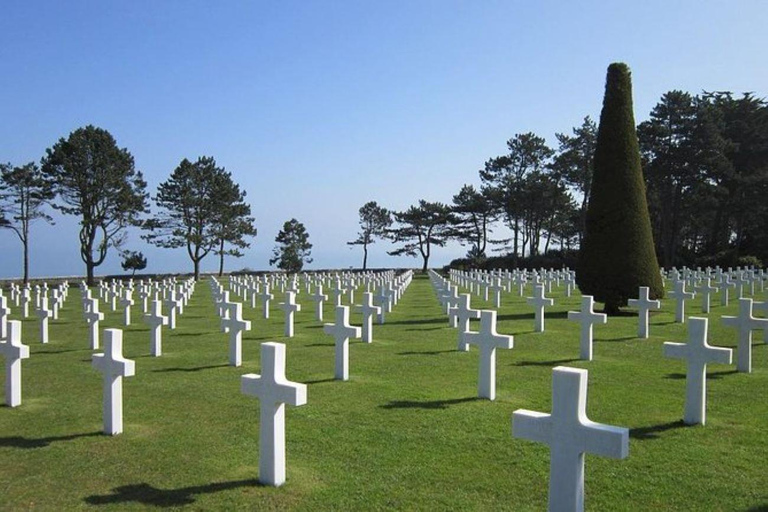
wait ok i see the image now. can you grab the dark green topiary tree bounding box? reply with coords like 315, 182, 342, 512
576, 63, 664, 314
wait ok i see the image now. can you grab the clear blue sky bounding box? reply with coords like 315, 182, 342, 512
1, 1, 766, 278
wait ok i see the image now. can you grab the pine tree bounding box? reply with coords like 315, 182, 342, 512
576, 63, 664, 313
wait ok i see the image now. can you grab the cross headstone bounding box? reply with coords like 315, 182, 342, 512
0, 320, 30, 407
143, 299, 169, 357
259, 286, 274, 319
310, 286, 328, 322
668, 279, 695, 323
451, 293, 480, 352
722, 298, 768, 373
323, 305, 361, 381
567, 296, 607, 361
119, 290, 135, 326
221, 302, 251, 367
694, 278, 718, 314
627, 286, 661, 339
663, 317, 732, 425
462, 310, 513, 400
278, 291, 301, 338
0, 295, 10, 340
35, 298, 53, 344
526, 285, 554, 333
513, 366, 629, 512
92, 328, 135, 435
356, 292, 381, 343
241, 342, 307, 487
164, 290, 182, 330
83, 298, 105, 350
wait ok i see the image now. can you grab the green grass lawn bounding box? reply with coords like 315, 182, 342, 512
2, 273, 767, 511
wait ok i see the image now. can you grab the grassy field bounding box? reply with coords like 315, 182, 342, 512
1, 272, 767, 511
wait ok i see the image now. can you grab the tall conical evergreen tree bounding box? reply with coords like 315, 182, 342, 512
576, 63, 664, 313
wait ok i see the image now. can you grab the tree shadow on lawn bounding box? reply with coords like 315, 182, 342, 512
665, 369, 738, 380
497, 311, 570, 322
397, 349, 455, 356
516, 358, 581, 367
153, 364, 230, 373
380, 397, 482, 410
84, 479, 262, 507
745, 505, 768, 512
629, 420, 688, 440
0, 431, 101, 449
384, 317, 449, 326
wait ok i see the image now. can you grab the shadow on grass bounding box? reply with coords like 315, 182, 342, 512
405, 327, 446, 332
594, 336, 635, 343
304, 377, 336, 385
84, 479, 262, 507
306, 342, 334, 347
0, 431, 101, 449
170, 331, 214, 337
516, 358, 580, 367
153, 364, 230, 373
629, 420, 688, 440
745, 505, 768, 512
397, 349, 455, 356
34, 347, 89, 355
384, 317, 448, 326
665, 370, 738, 380
497, 311, 570, 322
380, 397, 481, 410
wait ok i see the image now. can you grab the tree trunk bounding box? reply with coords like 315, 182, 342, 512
23, 238, 29, 284
218, 238, 225, 277
194, 259, 200, 281
363, 244, 368, 270
87, 261, 95, 287
421, 254, 429, 272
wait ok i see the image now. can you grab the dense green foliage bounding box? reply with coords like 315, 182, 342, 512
347, 201, 392, 270
388, 200, 454, 271
143, 156, 256, 280
270, 218, 313, 273
1, 274, 767, 509
120, 250, 147, 276
40, 125, 148, 285
577, 63, 663, 313
0, 162, 55, 283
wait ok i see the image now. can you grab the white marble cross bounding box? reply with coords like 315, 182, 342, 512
451, 293, 480, 352
567, 296, 607, 361
356, 292, 381, 344
83, 298, 105, 350
513, 366, 629, 512
259, 286, 274, 319
462, 310, 513, 400
143, 299, 168, 357
92, 329, 135, 435
35, 298, 53, 344
488, 278, 504, 308
526, 285, 554, 333
627, 286, 661, 339
164, 290, 182, 329
694, 278, 718, 314
221, 302, 251, 367
310, 286, 327, 322
664, 317, 732, 425
0, 295, 10, 340
241, 342, 307, 487
668, 279, 695, 323
0, 320, 30, 407
323, 305, 361, 381
278, 291, 301, 338
119, 290, 135, 326
374, 287, 389, 324
722, 298, 768, 373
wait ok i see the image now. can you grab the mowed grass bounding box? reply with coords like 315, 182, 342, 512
1, 272, 768, 511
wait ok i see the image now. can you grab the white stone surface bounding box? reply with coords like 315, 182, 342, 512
310, 286, 327, 322
92, 329, 135, 435
722, 298, 768, 373
668, 279, 695, 323
513, 366, 629, 512
567, 296, 607, 361
694, 279, 718, 314
356, 292, 381, 343
0, 320, 30, 407
663, 317, 732, 425
143, 299, 168, 357
627, 287, 661, 339
35, 298, 53, 344
323, 305, 361, 381
221, 302, 251, 367
241, 342, 307, 487
278, 291, 301, 338
526, 285, 554, 333
83, 298, 105, 350
462, 310, 513, 400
